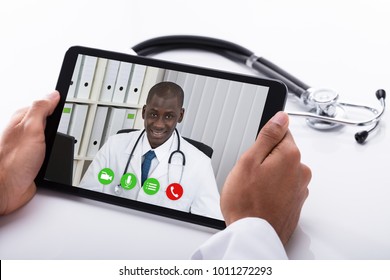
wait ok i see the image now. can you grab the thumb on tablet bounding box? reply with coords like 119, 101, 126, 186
251, 111, 289, 163
24, 91, 60, 127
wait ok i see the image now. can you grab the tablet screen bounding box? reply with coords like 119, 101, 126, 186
39, 46, 287, 229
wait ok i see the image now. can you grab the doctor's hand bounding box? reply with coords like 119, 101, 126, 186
0, 91, 60, 216
221, 111, 311, 246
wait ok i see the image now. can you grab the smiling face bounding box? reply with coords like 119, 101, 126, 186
142, 82, 185, 149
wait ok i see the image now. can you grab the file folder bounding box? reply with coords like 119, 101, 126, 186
102, 107, 127, 143
86, 106, 109, 157
122, 108, 137, 130
112, 62, 133, 103
100, 59, 120, 102
67, 55, 82, 99
76, 55, 98, 100
126, 64, 146, 105
68, 104, 89, 155
57, 103, 74, 134
89, 58, 107, 101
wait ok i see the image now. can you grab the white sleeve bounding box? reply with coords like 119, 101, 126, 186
191, 217, 288, 260
78, 140, 109, 191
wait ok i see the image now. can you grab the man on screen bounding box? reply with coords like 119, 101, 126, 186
79, 82, 222, 219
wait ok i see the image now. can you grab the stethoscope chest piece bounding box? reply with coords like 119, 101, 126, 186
306, 105, 346, 130
114, 184, 123, 195
298, 88, 343, 130
306, 88, 346, 130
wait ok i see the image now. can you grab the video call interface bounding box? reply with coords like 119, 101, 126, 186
45, 54, 270, 221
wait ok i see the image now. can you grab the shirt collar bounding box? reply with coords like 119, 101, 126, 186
141, 130, 176, 162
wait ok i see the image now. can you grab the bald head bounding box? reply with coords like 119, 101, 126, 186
146, 81, 184, 107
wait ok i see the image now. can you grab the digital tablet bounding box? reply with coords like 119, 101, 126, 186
37, 46, 287, 230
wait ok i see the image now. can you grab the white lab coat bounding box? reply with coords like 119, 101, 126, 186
79, 130, 223, 220
192, 217, 288, 259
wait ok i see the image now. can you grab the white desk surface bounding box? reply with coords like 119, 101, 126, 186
1, 0, 389, 259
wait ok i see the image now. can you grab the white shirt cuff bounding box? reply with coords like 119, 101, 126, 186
191, 217, 288, 260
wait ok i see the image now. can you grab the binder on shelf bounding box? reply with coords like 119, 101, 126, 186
67, 55, 83, 99
89, 58, 108, 101
102, 107, 127, 143
73, 160, 77, 181
125, 64, 146, 105
68, 104, 89, 156
76, 55, 98, 100
103, 107, 137, 143
122, 108, 137, 130
57, 103, 74, 134
86, 106, 109, 157
99, 60, 120, 102
112, 62, 133, 103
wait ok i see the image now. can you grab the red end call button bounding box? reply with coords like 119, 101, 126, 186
166, 183, 183, 200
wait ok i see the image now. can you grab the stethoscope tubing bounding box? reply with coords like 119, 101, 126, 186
122, 129, 145, 178
132, 35, 309, 97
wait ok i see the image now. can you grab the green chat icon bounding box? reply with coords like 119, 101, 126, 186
143, 178, 160, 195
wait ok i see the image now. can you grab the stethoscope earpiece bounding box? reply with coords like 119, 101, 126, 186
355, 130, 369, 144
376, 89, 386, 100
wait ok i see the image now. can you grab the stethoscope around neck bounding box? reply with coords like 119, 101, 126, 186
131, 35, 386, 144
114, 128, 186, 195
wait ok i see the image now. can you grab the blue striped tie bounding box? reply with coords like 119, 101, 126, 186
141, 150, 156, 186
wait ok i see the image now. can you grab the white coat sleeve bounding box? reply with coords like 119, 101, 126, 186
78, 140, 110, 191
191, 217, 288, 260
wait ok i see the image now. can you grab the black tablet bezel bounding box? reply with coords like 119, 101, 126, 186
36, 46, 287, 230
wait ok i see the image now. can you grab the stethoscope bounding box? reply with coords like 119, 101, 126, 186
132, 35, 386, 144
114, 128, 186, 195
